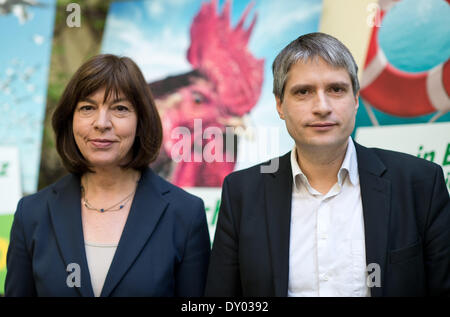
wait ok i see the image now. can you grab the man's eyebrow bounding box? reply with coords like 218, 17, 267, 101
327, 82, 350, 88
289, 84, 314, 92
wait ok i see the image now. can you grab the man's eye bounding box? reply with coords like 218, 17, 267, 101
330, 86, 345, 93
296, 89, 309, 95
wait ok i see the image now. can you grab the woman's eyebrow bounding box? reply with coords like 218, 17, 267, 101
109, 97, 129, 104
78, 97, 97, 104
78, 97, 130, 104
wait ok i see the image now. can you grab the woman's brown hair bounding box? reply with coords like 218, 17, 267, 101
52, 54, 163, 174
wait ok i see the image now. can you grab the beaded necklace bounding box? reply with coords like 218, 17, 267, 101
81, 178, 139, 213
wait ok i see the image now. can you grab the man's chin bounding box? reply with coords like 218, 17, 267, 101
299, 136, 348, 150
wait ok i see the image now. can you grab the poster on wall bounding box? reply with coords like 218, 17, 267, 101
0, 0, 56, 195
0, 0, 56, 294
0, 147, 22, 215
101, 0, 323, 238
0, 146, 22, 294
354, 0, 450, 190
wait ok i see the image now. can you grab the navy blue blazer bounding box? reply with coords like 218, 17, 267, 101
5, 167, 211, 297
205, 141, 450, 296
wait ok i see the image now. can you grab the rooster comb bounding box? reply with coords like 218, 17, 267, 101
187, 0, 264, 116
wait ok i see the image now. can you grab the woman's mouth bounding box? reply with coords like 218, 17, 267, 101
89, 139, 116, 148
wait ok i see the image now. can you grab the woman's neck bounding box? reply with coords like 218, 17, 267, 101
81, 167, 141, 196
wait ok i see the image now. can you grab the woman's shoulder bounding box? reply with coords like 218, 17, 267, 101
16, 174, 75, 216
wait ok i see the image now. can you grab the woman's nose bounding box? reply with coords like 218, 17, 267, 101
93, 109, 112, 131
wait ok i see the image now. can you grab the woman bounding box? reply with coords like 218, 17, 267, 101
5, 54, 211, 297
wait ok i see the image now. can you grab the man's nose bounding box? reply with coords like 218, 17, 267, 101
93, 109, 112, 131
312, 91, 332, 116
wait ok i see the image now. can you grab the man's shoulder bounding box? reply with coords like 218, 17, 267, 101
224, 152, 291, 185
370, 147, 439, 171
358, 144, 442, 180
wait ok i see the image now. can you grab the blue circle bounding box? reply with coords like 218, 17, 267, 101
378, 0, 450, 73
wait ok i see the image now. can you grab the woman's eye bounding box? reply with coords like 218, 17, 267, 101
114, 104, 134, 113
115, 105, 129, 112
80, 105, 94, 111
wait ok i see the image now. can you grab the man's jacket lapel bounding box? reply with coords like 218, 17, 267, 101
355, 142, 391, 297
263, 153, 293, 296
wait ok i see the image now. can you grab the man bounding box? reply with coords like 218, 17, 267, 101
205, 32, 450, 297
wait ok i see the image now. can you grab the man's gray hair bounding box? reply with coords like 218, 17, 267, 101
272, 32, 359, 101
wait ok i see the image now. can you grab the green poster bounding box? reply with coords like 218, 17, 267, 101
0, 214, 14, 295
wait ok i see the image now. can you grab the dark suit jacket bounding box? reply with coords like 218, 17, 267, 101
205, 142, 450, 297
5, 167, 211, 297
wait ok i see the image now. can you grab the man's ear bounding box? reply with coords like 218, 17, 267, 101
276, 96, 285, 120
354, 91, 360, 113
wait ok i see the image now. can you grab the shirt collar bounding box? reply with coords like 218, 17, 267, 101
290, 137, 359, 192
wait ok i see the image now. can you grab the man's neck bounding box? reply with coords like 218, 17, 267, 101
295, 140, 349, 194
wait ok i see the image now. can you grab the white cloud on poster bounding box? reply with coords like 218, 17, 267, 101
143, 0, 195, 19
146, 1, 163, 18
104, 14, 191, 82
33, 34, 44, 45
253, 1, 322, 44
33, 95, 43, 104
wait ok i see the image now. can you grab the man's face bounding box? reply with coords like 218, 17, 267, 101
276, 57, 359, 151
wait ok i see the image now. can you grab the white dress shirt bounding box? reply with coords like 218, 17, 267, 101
288, 137, 370, 297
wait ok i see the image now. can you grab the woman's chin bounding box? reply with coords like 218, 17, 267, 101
83, 151, 133, 170
86, 158, 122, 169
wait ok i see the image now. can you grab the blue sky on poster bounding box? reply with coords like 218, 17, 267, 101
0, 0, 55, 194
102, 0, 323, 166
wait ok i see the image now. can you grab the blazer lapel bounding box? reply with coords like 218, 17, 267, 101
100, 168, 169, 297
48, 174, 94, 297
354, 142, 391, 297
263, 153, 293, 297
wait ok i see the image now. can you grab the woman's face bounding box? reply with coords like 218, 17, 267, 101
73, 88, 138, 169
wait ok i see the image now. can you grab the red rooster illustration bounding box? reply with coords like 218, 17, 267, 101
149, 0, 264, 187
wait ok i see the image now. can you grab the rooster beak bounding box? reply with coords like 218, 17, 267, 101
218, 116, 246, 129
219, 115, 255, 141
